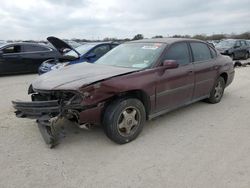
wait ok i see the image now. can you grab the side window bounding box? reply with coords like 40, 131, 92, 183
209, 46, 217, 58
190, 42, 212, 62
93, 45, 110, 58
2, 45, 21, 54
22, 45, 50, 52
164, 42, 190, 65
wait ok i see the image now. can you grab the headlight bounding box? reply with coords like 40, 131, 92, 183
51, 62, 69, 70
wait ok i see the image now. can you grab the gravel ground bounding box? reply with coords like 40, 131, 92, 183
0, 64, 250, 188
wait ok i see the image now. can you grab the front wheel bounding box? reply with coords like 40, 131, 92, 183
103, 98, 146, 144
206, 77, 225, 104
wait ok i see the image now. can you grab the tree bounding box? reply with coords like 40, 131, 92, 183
152, 35, 163, 38
192, 34, 207, 40
133, 34, 144, 40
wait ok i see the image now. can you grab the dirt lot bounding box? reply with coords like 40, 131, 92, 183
0, 65, 250, 188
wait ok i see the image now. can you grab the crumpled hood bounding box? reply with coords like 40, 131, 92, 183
32, 63, 137, 90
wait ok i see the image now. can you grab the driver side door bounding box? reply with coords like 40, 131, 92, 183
155, 42, 195, 112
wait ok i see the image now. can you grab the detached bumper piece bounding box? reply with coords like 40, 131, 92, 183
12, 100, 63, 148
37, 118, 65, 148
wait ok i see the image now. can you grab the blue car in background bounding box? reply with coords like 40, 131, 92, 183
38, 36, 119, 74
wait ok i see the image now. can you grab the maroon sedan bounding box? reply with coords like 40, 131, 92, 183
13, 38, 235, 147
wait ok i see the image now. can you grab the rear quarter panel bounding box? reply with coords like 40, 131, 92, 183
217, 54, 235, 86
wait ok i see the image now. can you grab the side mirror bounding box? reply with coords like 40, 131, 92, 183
162, 60, 179, 69
86, 53, 96, 59
234, 45, 240, 49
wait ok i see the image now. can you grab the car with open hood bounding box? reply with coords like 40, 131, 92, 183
38, 36, 119, 74
13, 38, 235, 148
0, 42, 61, 75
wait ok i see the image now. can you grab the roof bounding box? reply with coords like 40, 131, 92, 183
86, 41, 119, 45
0, 42, 52, 50
129, 38, 204, 44
0, 42, 48, 46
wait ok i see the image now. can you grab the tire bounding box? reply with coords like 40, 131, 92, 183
206, 77, 225, 104
234, 62, 242, 67
103, 98, 146, 144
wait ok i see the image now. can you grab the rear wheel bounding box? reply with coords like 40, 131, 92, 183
234, 62, 242, 67
103, 98, 146, 144
206, 77, 225, 104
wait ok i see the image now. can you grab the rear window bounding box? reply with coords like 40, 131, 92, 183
190, 42, 212, 62
22, 45, 50, 52
2, 45, 21, 53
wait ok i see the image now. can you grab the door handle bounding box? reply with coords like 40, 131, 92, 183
188, 70, 193, 75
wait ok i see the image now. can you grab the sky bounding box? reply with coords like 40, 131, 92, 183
0, 0, 249, 40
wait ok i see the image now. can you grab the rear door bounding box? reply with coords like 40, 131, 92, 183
21, 44, 54, 72
155, 42, 195, 111
190, 42, 218, 100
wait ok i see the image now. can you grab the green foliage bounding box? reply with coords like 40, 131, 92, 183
132, 34, 144, 40
152, 35, 163, 38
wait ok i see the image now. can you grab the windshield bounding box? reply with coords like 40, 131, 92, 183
215, 40, 235, 48
64, 43, 96, 57
95, 43, 165, 69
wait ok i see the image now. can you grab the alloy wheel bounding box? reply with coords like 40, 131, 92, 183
214, 80, 224, 100
117, 106, 141, 137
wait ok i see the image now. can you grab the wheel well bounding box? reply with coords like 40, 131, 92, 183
220, 73, 228, 84
114, 90, 151, 118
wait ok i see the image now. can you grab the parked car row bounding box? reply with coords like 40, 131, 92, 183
12, 38, 235, 148
0, 37, 118, 75
38, 37, 119, 74
0, 42, 61, 75
215, 39, 250, 60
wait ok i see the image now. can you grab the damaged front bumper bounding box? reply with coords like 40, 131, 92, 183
12, 101, 103, 148
12, 100, 60, 118
12, 88, 104, 148
12, 100, 64, 148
